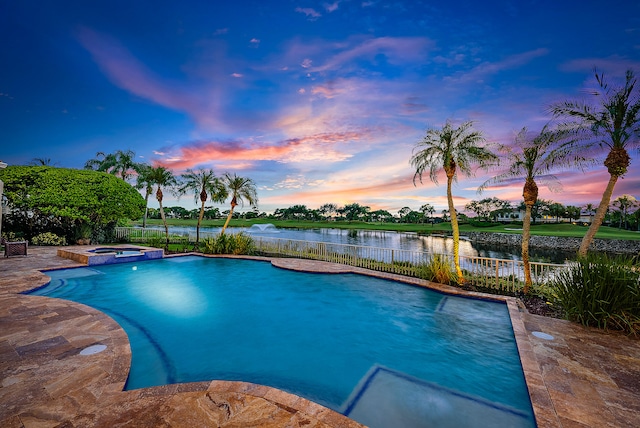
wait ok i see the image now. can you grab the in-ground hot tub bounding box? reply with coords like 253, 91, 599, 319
91, 247, 145, 256
57, 246, 163, 266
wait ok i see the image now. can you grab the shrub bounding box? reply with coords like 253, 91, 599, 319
468, 219, 500, 228
2, 231, 24, 242
31, 232, 67, 246
201, 233, 255, 255
418, 254, 455, 285
146, 236, 165, 249
550, 253, 640, 335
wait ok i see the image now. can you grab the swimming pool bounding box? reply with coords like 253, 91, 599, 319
29, 256, 535, 427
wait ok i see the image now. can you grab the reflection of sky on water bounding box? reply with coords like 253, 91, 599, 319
157, 226, 574, 263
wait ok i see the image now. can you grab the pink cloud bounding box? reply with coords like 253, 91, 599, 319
76, 27, 230, 131
154, 131, 369, 169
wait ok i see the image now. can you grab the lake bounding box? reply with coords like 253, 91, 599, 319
162, 225, 575, 263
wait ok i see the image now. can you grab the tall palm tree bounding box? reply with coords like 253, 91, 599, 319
147, 166, 177, 249
220, 173, 258, 234
411, 120, 497, 283
178, 169, 228, 247
85, 150, 138, 181
551, 69, 640, 256
479, 125, 589, 293
135, 164, 155, 228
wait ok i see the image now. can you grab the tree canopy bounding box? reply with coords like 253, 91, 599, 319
0, 166, 145, 241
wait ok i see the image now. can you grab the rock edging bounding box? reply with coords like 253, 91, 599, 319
463, 231, 640, 255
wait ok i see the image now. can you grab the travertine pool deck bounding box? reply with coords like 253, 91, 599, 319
1, 246, 639, 427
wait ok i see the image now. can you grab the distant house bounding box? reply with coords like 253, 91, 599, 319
578, 211, 595, 225
495, 209, 593, 224
495, 209, 525, 222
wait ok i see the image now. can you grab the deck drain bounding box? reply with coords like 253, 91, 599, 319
531, 331, 554, 340
80, 344, 107, 355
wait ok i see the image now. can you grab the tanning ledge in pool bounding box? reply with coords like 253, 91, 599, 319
343, 365, 535, 428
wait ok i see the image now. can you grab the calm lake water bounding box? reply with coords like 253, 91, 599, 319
162, 225, 575, 263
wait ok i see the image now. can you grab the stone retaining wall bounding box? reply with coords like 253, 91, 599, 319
462, 231, 640, 255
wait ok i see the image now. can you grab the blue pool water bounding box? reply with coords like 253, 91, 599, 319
29, 256, 535, 427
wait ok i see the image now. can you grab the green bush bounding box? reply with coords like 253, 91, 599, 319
2, 231, 24, 242
418, 254, 455, 285
201, 233, 255, 255
146, 236, 165, 249
31, 232, 67, 246
550, 253, 640, 335
468, 219, 501, 227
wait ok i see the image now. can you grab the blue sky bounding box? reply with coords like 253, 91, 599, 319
2, 0, 639, 214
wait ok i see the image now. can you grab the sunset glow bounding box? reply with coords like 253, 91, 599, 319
2, 1, 639, 214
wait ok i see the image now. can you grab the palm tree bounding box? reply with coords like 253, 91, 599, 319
420, 203, 435, 223
85, 149, 138, 181
135, 164, 155, 228
220, 173, 258, 234
29, 157, 56, 166
479, 125, 588, 293
178, 169, 228, 247
551, 69, 640, 256
583, 203, 596, 224
411, 120, 497, 283
147, 166, 177, 249
612, 194, 638, 229
85, 151, 115, 171
319, 203, 338, 220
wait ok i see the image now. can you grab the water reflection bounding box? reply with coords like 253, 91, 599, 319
161, 226, 574, 263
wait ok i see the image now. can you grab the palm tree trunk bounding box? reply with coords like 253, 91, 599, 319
221, 203, 236, 235
578, 175, 618, 256
142, 190, 151, 228
196, 200, 205, 246
522, 204, 533, 294
157, 188, 169, 250
446, 175, 463, 283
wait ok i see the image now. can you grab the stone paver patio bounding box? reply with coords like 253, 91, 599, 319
1, 246, 639, 427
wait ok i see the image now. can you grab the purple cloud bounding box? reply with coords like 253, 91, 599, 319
295, 7, 322, 19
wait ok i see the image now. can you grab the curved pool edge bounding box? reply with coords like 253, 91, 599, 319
0, 250, 365, 427
0, 289, 363, 426
2, 249, 558, 427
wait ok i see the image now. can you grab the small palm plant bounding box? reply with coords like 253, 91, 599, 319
419, 254, 455, 285
551, 253, 640, 335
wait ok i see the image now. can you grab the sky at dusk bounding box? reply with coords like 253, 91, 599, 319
2, 0, 640, 215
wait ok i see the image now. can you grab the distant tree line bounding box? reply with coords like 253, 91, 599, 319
144, 193, 640, 231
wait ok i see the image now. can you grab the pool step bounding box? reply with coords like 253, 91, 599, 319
341, 365, 534, 428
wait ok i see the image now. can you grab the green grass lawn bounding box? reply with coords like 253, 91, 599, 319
130, 218, 640, 240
